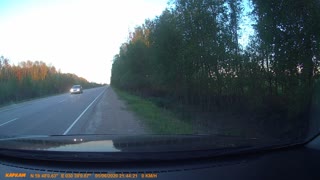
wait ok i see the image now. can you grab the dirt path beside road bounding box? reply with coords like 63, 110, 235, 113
82, 87, 150, 135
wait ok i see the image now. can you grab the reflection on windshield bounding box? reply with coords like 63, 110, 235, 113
0, 0, 319, 147
48, 140, 120, 152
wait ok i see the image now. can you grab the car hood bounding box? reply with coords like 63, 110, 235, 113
0, 134, 292, 162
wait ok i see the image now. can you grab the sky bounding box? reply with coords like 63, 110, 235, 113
0, 0, 169, 84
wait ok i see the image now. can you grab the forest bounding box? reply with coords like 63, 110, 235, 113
111, 0, 320, 137
0, 57, 101, 105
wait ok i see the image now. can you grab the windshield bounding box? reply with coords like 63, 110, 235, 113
0, 0, 319, 154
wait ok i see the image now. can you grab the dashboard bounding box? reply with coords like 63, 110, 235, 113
1, 135, 319, 180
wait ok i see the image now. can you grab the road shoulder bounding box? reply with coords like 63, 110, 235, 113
81, 87, 149, 135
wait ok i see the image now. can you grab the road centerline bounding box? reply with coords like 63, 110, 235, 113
0, 118, 19, 127
63, 88, 106, 135
0, 105, 26, 113
58, 100, 66, 103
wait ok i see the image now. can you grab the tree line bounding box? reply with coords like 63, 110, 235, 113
0, 56, 101, 105
111, 0, 320, 133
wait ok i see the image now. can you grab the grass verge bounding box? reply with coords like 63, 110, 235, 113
113, 88, 193, 134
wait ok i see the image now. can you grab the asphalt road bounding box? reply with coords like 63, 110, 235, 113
0, 86, 148, 136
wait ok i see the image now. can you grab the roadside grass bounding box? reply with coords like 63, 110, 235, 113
113, 88, 193, 134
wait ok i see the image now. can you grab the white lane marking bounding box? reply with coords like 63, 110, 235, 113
0, 105, 26, 113
0, 94, 68, 113
63, 89, 106, 135
0, 87, 106, 113
0, 118, 19, 127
